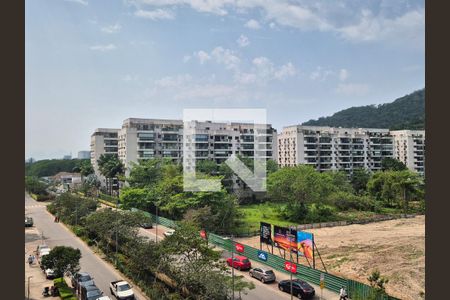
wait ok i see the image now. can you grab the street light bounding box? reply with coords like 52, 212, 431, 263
231, 234, 235, 300
155, 204, 158, 243
287, 232, 295, 300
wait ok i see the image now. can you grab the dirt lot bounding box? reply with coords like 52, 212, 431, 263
237, 215, 425, 300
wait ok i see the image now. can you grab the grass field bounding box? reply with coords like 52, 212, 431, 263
237, 202, 409, 233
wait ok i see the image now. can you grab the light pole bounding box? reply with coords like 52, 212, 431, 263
115, 196, 119, 266
287, 233, 295, 300
27, 276, 32, 300
155, 204, 158, 243
231, 234, 235, 300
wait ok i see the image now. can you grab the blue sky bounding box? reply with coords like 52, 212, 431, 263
26, 0, 424, 160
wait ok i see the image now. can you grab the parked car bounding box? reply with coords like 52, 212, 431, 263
70, 272, 95, 291
80, 284, 103, 300
109, 280, 135, 300
44, 268, 55, 279
140, 222, 153, 229
96, 296, 112, 300
278, 279, 315, 299
249, 267, 276, 283
226, 255, 252, 271
164, 229, 175, 237
39, 251, 50, 269
25, 216, 34, 227
36, 244, 50, 254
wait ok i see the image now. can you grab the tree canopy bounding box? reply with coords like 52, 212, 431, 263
41, 246, 82, 278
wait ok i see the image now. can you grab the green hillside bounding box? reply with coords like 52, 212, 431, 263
302, 89, 425, 130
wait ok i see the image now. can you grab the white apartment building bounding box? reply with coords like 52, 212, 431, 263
90, 128, 120, 180
391, 130, 425, 175
278, 125, 394, 173
117, 118, 277, 175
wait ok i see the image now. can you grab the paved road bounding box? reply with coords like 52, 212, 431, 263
25, 193, 148, 300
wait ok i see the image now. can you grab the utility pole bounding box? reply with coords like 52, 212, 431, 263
115, 197, 119, 266
231, 234, 235, 300
287, 233, 295, 300
27, 276, 32, 300
155, 205, 158, 243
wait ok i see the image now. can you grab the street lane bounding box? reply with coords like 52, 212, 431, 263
25, 193, 148, 300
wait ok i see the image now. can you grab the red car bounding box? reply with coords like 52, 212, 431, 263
226, 255, 252, 271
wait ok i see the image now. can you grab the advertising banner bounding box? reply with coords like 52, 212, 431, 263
297, 231, 314, 259
235, 243, 245, 253
273, 225, 297, 252
200, 229, 207, 240
257, 250, 268, 261
260, 222, 273, 245
284, 261, 297, 273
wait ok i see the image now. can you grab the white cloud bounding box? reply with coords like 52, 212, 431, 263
64, 0, 88, 6
101, 23, 122, 34
274, 62, 297, 79
236, 34, 250, 47
335, 83, 369, 96
310, 66, 334, 81
134, 9, 175, 20
182, 55, 191, 63
245, 19, 261, 29
338, 69, 348, 81
90, 44, 117, 51
338, 8, 424, 43
154, 74, 192, 88
123, 74, 139, 82
129, 1, 424, 44
194, 51, 211, 64
210, 47, 240, 70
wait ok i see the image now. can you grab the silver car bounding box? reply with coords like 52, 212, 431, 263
249, 267, 276, 283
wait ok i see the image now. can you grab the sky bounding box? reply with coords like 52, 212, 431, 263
25, 0, 425, 160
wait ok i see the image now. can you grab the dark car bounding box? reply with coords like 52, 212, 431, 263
25, 217, 34, 227
278, 279, 315, 299
71, 272, 95, 291
140, 222, 153, 229
80, 284, 103, 300
226, 255, 252, 271
249, 267, 276, 283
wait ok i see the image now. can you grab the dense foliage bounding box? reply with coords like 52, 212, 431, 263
25, 159, 90, 177
41, 246, 82, 278
25, 176, 49, 196
47, 193, 98, 225
303, 88, 425, 130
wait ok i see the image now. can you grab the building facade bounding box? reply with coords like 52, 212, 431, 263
116, 118, 277, 175
77, 151, 91, 159
391, 130, 425, 175
90, 128, 120, 180
278, 125, 394, 173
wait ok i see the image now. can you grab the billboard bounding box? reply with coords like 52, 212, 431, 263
273, 225, 297, 252
297, 231, 314, 259
260, 222, 273, 245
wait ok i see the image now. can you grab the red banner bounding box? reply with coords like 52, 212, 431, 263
235, 243, 245, 253
200, 230, 207, 239
284, 261, 297, 273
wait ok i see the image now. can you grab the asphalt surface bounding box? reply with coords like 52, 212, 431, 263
25, 193, 148, 300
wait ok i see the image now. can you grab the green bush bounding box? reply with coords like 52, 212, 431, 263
328, 192, 376, 211
305, 203, 337, 223
72, 225, 87, 238
53, 277, 76, 300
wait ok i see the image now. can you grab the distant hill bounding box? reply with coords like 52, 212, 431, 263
302, 89, 425, 130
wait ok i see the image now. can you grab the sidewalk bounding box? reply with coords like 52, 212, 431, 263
25, 226, 57, 300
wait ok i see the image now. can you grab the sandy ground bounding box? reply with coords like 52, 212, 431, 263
237, 215, 425, 300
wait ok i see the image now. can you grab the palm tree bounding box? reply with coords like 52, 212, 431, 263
97, 154, 124, 195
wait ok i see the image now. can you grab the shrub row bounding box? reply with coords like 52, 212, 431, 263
53, 277, 77, 300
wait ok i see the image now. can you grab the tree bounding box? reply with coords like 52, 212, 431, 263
127, 158, 164, 188
367, 269, 389, 295
97, 154, 124, 195
79, 160, 94, 177
196, 159, 219, 175
159, 221, 254, 299
47, 193, 98, 226
381, 157, 407, 171
25, 176, 48, 195
350, 168, 371, 195
120, 187, 153, 211
41, 246, 81, 278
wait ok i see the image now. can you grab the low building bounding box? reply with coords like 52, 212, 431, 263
391, 130, 425, 175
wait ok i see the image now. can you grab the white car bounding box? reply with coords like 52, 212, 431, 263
96, 296, 112, 300
45, 268, 55, 279
164, 229, 175, 237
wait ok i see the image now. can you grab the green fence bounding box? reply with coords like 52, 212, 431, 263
131, 208, 400, 300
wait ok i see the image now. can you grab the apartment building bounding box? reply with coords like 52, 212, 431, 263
90, 128, 120, 179
116, 118, 277, 175
391, 130, 425, 175
278, 125, 394, 173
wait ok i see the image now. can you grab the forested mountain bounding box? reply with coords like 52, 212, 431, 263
25, 159, 89, 177
302, 89, 425, 130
